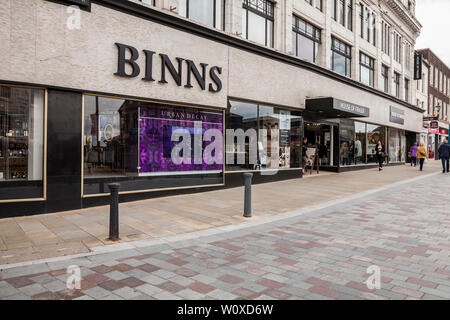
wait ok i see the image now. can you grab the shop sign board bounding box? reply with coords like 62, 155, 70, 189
423, 116, 438, 121
429, 121, 439, 134
390, 106, 405, 125
440, 128, 448, 135
414, 53, 422, 80
114, 43, 223, 93
333, 99, 370, 117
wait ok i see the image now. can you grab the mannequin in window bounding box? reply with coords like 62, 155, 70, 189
355, 137, 362, 164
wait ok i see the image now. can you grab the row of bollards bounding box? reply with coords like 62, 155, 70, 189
107, 173, 254, 241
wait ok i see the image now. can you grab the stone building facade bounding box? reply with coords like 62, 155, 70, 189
0, 0, 424, 216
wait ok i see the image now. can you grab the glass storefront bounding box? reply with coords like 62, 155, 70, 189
0, 85, 45, 200
388, 128, 406, 163
304, 122, 337, 166
83, 95, 223, 195
339, 120, 387, 165
226, 100, 302, 171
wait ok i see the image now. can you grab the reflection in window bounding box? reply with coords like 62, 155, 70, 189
331, 37, 351, 77
226, 100, 302, 171
0, 86, 44, 184
292, 15, 321, 63
179, 0, 225, 30
242, 0, 274, 47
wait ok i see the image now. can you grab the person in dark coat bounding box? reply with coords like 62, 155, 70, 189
375, 140, 385, 171
438, 139, 450, 173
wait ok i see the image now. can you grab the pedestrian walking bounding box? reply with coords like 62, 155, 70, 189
302, 137, 308, 174
409, 142, 418, 167
375, 140, 385, 171
438, 139, 450, 173
417, 141, 427, 171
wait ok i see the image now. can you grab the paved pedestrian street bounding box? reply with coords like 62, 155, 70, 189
1, 172, 450, 300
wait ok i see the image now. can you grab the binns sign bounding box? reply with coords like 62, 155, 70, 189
113, 43, 223, 93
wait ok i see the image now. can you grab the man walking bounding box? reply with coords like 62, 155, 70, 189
438, 139, 450, 173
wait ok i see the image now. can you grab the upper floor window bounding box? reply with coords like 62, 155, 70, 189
242, 0, 274, 47
292, 16, 321, 63
430, 65, 434, 86
394, 72, 400, 97
331, 37, 351, 77
360, 3, 375, 45
140, 0, 155, 5
360, 52, 374, 87
382, 65, 389, 93
330, 0, 352, 30
404, 78, 410, 102
179, 0, 225, 30
381, 21, 390, 55
393, 32, 402, 63
404, 42, 411, 71
305, 0, 322, 11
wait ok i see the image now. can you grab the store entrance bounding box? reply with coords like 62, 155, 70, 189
303, 122, 338, 168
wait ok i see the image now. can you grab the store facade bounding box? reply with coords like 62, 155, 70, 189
0, 0, 424, 216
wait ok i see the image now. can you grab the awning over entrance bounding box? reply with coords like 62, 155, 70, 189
305, 97, 370, 119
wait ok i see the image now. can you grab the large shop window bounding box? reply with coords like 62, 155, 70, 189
331, 37, 351, 78
388, 128, 406, 163
359, 52, 374, 87
0, 86, 45, 200
292, 16, 321, 63
242, 0, 274, 47
226, 100, 302, 171
339, 120, 386, 166
179, 0, 225, 30
83, 95, 223, 195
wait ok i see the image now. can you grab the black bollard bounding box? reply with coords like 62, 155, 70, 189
108, 183, 120, 241
243, 173, 253, 217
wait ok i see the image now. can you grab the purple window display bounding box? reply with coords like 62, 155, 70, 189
139, 105, 223, 175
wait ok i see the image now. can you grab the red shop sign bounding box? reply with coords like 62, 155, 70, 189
440, 128, 448, 135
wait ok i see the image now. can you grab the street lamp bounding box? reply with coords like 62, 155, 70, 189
435, 104, 441, 118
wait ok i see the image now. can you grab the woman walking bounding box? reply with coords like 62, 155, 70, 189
375, 140, 385, 171
417, 141, 427, 171
410, 142, 418, 167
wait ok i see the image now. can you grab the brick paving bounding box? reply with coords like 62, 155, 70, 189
1, 169, 450, 300
0, 161, 442, 264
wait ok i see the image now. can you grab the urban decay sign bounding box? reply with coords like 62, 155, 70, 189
114, 43, 222, 93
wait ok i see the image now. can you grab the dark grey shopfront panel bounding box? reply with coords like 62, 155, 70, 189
46, 90, 82, 212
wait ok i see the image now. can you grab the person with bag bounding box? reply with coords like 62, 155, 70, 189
375, 140, 385, 171
438, 139, 450, 173
409, 142, 418, 167
417, 141, 427, 172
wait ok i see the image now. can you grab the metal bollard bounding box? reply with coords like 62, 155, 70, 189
243, 173, 253, 218
108, 183, 120, 241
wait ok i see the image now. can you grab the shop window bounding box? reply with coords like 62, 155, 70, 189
331, 37, 351, 77
83, 95, 223, 195
242, 0, 274, 47
388, 128, 405, 163
360, 52, 374, 87
0, 86, 45, 200
226, 100, 302, 171
179, 0, 225, 30
367, 124, 385, 163
292, 16, 321, 63
339, 120, 367, 166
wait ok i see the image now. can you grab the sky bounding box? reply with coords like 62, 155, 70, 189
415, 0, 450, 66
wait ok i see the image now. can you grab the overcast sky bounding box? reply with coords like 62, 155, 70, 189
415, 0, 450, 66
